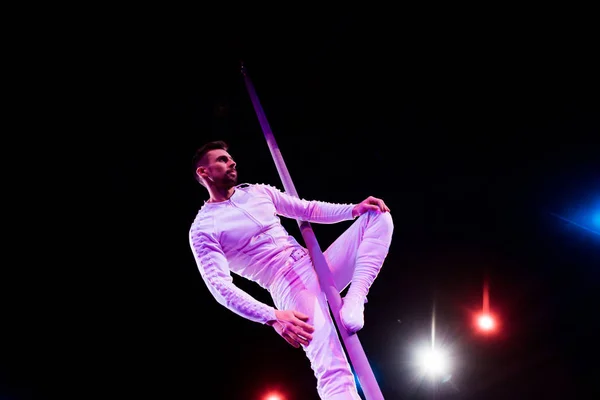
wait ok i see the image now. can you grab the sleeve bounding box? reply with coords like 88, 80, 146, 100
189, 229, 277, 325
256, 184, 356, 223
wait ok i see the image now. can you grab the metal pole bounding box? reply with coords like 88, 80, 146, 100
241, 63, 384, 400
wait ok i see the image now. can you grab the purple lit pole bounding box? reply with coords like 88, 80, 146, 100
241, 63, 384, 400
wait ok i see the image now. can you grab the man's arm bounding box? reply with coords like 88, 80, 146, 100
256, 184, 390, 222
190, 230, 277, 324
256, 184, 355, 223
190, 229, 315, 346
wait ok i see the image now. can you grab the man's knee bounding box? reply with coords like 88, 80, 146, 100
362, 210, 394, 242
365, 209, 393, 230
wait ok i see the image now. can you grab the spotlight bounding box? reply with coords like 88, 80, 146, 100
416, 346, 450, 377
477, 313, 495, 332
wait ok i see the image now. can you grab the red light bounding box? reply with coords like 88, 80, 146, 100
474, 278, 499, 334
477, 313, 495, 331
264, 392, 284, 400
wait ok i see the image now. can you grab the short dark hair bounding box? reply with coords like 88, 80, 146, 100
191, 140, 229, 183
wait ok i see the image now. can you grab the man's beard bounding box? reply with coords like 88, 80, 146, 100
221, 173, 238, 188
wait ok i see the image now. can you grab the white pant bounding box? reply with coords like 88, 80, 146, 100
270, 211, 394, 399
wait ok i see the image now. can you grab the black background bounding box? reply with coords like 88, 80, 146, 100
4, 6, 599, 400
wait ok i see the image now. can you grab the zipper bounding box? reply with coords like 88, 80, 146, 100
230, 198, 264, 229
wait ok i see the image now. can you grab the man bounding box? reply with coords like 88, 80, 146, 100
189, 140, 393, 400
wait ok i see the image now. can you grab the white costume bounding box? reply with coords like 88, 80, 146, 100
189, 183, 393, 400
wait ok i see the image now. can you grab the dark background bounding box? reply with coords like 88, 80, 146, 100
5, 6, 599, 400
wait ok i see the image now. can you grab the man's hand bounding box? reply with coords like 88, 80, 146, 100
268, 310, 315, 348
352, 196, 391, 218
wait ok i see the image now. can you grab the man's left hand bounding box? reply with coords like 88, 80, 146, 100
352, 196, 390, 218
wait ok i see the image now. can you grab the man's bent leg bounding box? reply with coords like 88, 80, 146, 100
325, 210, 394, 333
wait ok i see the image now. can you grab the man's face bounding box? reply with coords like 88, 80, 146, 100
198, 149, 238, 188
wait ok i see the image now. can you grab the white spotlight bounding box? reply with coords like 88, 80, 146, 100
416, 346, 449, 377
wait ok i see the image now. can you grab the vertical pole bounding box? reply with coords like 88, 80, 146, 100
241, 63, 384, 400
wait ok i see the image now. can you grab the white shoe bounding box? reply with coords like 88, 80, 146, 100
340, 296, 366, 334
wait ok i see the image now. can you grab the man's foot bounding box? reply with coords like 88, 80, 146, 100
340, 296, 366, 334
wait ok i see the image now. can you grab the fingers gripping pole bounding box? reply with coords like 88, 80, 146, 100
241, 63, 384, 400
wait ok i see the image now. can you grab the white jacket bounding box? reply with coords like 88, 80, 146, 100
189, 183, 355, 324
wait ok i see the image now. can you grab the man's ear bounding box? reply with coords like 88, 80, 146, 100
196, 166, 206, 181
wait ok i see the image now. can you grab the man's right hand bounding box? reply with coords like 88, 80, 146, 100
268, 309, 315, 348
